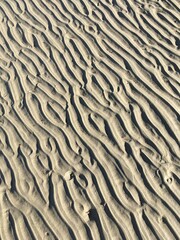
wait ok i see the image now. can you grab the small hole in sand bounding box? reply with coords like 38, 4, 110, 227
166, 177, 173, 184
89, 26, 95, 32
168, 66, 173, 72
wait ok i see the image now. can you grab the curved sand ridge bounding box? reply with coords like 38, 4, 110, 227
0, 0, 179, 239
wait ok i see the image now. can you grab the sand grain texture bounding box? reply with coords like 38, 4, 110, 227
0, 0, 180, 239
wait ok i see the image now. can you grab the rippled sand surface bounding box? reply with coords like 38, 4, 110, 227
0, 0, 179, 239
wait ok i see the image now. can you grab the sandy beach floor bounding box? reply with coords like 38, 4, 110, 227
0, 0, 179, 239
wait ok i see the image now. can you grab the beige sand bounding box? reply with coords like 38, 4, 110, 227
0, 0, 179, 239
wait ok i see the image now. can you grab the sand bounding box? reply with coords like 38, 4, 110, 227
0, 0, 179, 239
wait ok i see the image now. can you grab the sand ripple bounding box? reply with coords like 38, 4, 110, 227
0, 0, 179, 239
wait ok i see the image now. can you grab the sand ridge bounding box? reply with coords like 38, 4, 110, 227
0, 0, 179, 239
